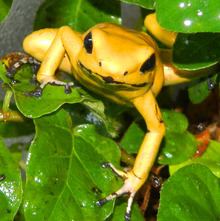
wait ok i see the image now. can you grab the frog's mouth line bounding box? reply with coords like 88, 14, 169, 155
78, 62, 148, 88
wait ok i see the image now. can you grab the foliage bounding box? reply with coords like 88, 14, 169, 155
156, 0, 220, 33
158, 164, 220, 221
0, 138, 22, 220
0, 0, 220, 221
0, 0, 13, 22
170, 140, 220, 178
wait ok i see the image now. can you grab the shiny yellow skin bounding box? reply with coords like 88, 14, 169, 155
22, 13, 193, 218
145, 13, 177, 48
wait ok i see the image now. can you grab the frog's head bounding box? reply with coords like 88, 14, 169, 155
77, 23, 160, 91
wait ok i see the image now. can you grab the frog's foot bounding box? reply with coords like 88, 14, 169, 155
29, 76, 74, 97
97, 163, 144, 221
2, 52, 40, 83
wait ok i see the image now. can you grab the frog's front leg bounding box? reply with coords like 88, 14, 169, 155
97, 90, 165, 220
27, 26, 82, 90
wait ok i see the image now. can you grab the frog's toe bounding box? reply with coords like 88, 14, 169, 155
27, 86, 43, 97
96, 179, 136, 221
101, 162, 128, 179
39, 77, 73, 87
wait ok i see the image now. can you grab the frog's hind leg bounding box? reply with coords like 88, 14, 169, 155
97, 90, 165, 221
23, 28, 72, 74
144, 13, 177, 48
2, 52, 40, 83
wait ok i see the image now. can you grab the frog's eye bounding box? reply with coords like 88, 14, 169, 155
84, 32, 93, 54
140, 54, 155, 73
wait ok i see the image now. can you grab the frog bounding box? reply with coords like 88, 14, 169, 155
4, 13, 212, 220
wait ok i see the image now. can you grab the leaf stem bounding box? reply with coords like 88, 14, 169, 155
2, 89, 13, 112
0, 89, 24, 122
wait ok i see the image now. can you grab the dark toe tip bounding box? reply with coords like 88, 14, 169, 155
101, 162, 110, 168
125, 212, 131, 221
96, 198, 108, 207
64, 84, 72, 94
28, 87, 42, 97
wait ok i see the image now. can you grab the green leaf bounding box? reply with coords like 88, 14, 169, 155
159, 110, 197, 164
158, 164, 220, 221
0, 64, 104, 119
112, 201, 144, 221
156, 0, 220, 33
170, 140, 220, 178
0, 119, 34, 166
80, 92, 122, 138
120, 122, 145, 154
0, 0, 13, 22
0, 137, 22, 221
72, 125, 144, 219
173, 33, 220, 70
162, 110, 188, 132
159, 131, 197, 165
23, 109, 123, 221
34, 0, 121, 31
120, 0, 155, 9
13, 70, 83, 118
0, 119, 34, 138
188, 74, 219, 104
0, 61, 8, 83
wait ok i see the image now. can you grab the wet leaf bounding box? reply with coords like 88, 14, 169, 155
0, 137, 22, 221
0, 63, 83, 118
23, 109, 126, 221
158, 164, 220, 221
120, 122, 145, 154
170, 140, 220, 178
188, 74, 219, 104
159, 131, 197, 165
159, 110, 197, 164
162, 110, 188, 133
112, 201, 144, 221
156, 0, 220, 33
173, 33, 220, 70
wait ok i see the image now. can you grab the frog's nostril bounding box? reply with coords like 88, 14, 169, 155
123, 71, 128, 76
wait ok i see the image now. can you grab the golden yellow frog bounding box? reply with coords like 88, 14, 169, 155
16, 13, 208, 220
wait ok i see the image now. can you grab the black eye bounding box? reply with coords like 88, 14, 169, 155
140, 54, 156, 73
84, 32, 93, 54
